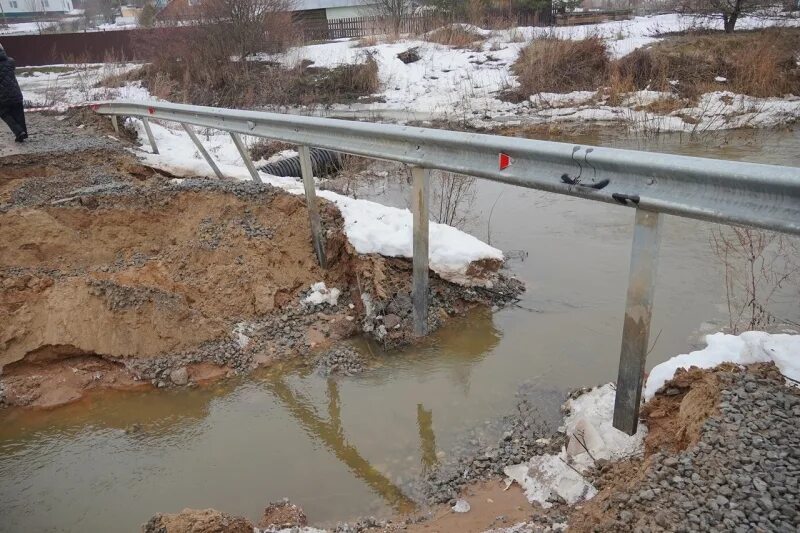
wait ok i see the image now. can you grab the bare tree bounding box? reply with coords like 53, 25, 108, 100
431, 171, 476, 229
197, 0, 296, 62
711, 226, 800, 333
370, 0, 413, 37
676, 0, 775, 33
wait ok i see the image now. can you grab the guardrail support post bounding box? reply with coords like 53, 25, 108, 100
111, 115, 120, 136
230, 132, 262, 184
141, 117, 158, 155
411, 166, 430, 336
613, 208, 662, 436
182, 123, 224, 179
298, 145, 327, 269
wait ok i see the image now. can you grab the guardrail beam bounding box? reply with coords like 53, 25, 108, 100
412, 166, 430, 336
298, 145, 327, 269
613, 208, 662, 435
182, 123, 224, 179
230, 132, 262, 183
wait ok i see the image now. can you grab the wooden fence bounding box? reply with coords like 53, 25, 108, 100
302, 11, 555, 41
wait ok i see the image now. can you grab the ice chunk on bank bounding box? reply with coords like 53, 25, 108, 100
504, 455, 597, 508
504, 384, 645, 508
563, 383, 646, 463
644, 331, 800, 400
303, 282, 341, 307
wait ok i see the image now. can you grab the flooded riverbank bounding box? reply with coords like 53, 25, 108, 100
1, 125, 798, 532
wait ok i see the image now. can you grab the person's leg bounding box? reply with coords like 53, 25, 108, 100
12, 103, 26, 137
0, 105, 23, 138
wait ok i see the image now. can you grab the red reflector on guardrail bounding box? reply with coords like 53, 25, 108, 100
499, 153, 511, 170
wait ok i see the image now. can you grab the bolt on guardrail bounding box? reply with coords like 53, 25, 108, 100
93, 101, 800, 435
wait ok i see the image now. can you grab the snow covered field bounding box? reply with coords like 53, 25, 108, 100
16, 12, 800, 131
18, 63, 146, 110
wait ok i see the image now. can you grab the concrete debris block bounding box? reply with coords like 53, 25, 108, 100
383, 313, 401, 329
169, 367, 189, 386
452, 499, 471, 513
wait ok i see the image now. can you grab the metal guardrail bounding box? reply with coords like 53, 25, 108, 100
92, 100, 800, 435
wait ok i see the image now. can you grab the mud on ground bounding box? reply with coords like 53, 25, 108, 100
0, 111, 523, 409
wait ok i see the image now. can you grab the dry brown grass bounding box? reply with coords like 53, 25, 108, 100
510, 28, 800, 103
129, 52, 380, 108
249, 139, 295, 161
512, 36, 610, 94
354, 35, 379, 48
614, 28, 800, 99
425, 25, 487, 48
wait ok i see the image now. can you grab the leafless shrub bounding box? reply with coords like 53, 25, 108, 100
711, 226, 800, 333
370, 0, 414, 38
431, 171, 476, 229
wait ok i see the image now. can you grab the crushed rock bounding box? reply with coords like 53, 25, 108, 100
315, 345, 367, 376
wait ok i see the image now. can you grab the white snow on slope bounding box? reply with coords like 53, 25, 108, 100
259, 12, 800, 125
504, 383, 645, 508
18, 63, 146, 110
644, 332, 800, 400
126, 119, 503, 286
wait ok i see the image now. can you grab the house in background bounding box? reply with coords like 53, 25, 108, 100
295, 0, 377, 20
157, 0, 378, 23
0, 0, 74, 19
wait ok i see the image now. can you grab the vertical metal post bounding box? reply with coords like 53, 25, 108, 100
141, 117, 158, 155
613, 208, 663, 435
182, 123, 224, 179
298, 145, 327, 269
411, 166, 430, 336
230, 132, 262, 183
111, 115, 120, 135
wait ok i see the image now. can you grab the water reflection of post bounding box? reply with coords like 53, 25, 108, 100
416, 404, 438, 472
266, 377, 415, 513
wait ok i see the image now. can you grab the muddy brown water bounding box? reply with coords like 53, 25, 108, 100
1, 127, 799, 532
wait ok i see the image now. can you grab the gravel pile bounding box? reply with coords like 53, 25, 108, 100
124, 299, 350, 386
424, 388, 562, 504
315, 345, 367, 376
596, 367, 799, 532
86, 279, 183, 311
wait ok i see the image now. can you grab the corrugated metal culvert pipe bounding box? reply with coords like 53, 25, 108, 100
257, 148, 342, 177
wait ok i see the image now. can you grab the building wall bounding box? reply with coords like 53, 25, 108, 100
325, 4, 377, 19
580, 0, 639, 8
0, 0, 72, 17
294, 0, 372, 10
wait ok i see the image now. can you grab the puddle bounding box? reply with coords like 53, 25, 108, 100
1, 127, 799, 532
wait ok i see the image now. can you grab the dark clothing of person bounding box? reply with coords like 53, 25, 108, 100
0, 102, 26, 137
0, 48, 26, 139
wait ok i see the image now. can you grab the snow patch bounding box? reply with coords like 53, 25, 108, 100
644, 332, 800, 400
303, 282, 341, 307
